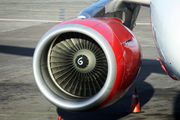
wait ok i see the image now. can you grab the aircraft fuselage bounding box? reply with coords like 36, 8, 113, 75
150, 0, 180, 80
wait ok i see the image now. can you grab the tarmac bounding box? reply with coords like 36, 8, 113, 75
0, 0, 180, 120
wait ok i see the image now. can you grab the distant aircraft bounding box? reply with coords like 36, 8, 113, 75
33, 0, 180, 112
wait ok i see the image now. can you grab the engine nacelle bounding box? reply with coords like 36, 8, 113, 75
33, 18, 141, 112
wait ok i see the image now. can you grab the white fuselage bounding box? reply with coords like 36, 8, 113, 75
150, 0, 180, 80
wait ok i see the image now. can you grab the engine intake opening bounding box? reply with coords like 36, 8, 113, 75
47, 32, 108, 98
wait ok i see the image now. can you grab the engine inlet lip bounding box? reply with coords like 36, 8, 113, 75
33, 23, 117, 111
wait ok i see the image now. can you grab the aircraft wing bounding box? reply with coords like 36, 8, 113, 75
78, 0, 148, 30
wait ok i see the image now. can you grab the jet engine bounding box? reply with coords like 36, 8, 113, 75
33, 18, 141, 112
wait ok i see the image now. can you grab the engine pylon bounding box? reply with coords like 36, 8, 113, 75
130, 87, 144, 113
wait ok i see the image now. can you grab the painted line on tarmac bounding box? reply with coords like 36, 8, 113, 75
136, 23, 150, 25
0, 18, 151, 26
0, 18, 63, 23
0, 1, 95, 4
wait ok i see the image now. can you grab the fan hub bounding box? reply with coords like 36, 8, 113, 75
76, 55, 89, 69
73, 49, 96, 73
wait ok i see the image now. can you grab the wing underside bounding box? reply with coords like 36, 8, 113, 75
123, 0, 150, 5
78, 0, 150, 30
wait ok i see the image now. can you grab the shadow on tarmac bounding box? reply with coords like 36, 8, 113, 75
173, 92, 180, 120
0, 45, 34, 57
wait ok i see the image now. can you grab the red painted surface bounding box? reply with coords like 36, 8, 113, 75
158, 58, 178, 81
94, 18, 141, 108
53, 18, 141, 109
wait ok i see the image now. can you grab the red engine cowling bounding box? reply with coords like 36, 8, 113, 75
33, 18, 141, 112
